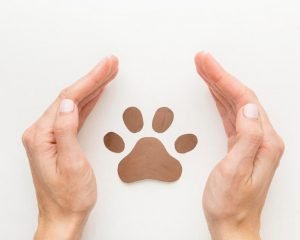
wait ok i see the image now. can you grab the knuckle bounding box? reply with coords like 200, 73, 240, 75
22, 127, 35, 146
237, 87, 258, 103
59, 88, 78, 104
59, 88, 69, 99
22, 125, 44, 152
269, 135, 285, 156
72, 160, 89, 172
242, 87, 258, 101
262, 133, 285, 168
217, 159, 250, 182
217, 161, 235, 178
275, 136, 285, 155
60, 87, 73, 99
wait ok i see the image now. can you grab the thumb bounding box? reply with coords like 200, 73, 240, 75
54, 99, 83, 166
221, 103, 263, 177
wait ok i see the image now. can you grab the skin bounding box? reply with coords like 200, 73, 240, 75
22, 55, 119, 239
195, 52, 285, 240
22, 53, 284, 240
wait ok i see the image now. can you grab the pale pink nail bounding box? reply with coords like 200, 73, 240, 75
243, 103, 259, 119
60, 99, 74, 113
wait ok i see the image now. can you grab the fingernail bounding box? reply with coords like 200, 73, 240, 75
60, 99, 74, 113
243, 103, 259, 119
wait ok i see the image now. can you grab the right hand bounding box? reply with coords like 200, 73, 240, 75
22, 55, 119, 240
195, 52, 285, 240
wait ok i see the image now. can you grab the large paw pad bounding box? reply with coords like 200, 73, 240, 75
104, 107, 198, 183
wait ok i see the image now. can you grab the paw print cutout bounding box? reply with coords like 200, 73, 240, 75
103, 107, 198, 183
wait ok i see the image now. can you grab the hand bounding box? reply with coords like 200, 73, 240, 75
22, 56, 119, 240
195, 52, 284, 240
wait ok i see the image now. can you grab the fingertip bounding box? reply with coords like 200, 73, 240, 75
108, 55, 119, 70
194, 51, 210, 81
95, 54, 118, 72
104, 55, 119, 81
194, 51, 207, 65
200, 53, 229, 86
204, 53, 225, 73
91, 57, 111, 78
110, 54, 119, 64
90, 55, 119, 82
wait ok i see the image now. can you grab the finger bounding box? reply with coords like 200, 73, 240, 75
194, 54, 211, 85
253, 141, 284, 186
77, 64, 118, 125
209, 86, 235, 112
195, 52, 277, 135
78, 90, 103, 130
220, 104, 263, 179
195, 54, 237, 138
62, 55, 118, 104
38, 56, 119, 127
77, 61, 119, 129
252, 131, 285, 183
78, 69, 118, 111
195, 52, 247, 104
195, 52, 237, 110
78, 87, 103, 112
209, 88, 236, 138
196, 52, 284, 180
54, 99, 85, 171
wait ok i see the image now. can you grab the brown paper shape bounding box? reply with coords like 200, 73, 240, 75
123, 107, 143, 133
118, 137, 182, 182
104, 132, 125, 153
103, 107, 198, 183
175, 134, 198, 153
152, 107, 174, 133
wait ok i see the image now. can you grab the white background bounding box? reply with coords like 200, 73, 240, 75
0, 0, 299, 239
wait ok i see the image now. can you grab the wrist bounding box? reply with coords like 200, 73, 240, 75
207, 220, 261, 240
35, 214, 89, 240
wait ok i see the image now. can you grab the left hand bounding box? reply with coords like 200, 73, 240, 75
194, 52, 284, 240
